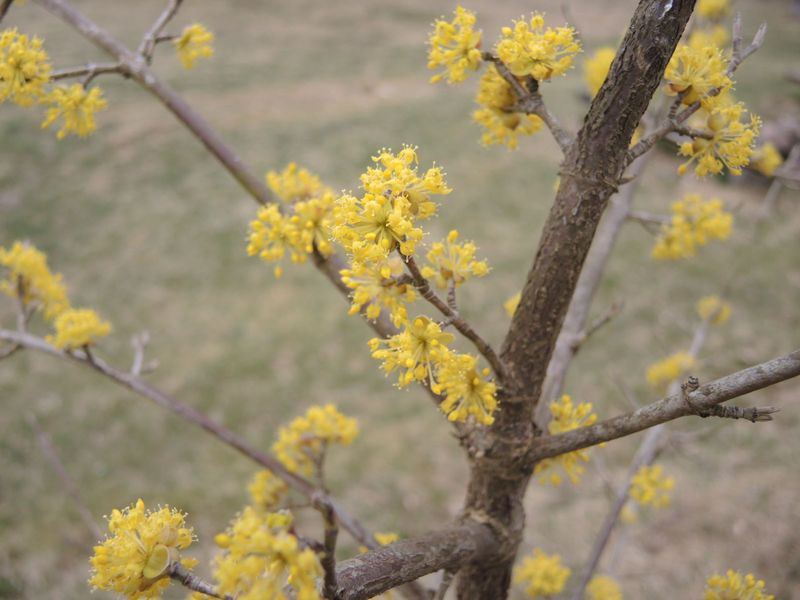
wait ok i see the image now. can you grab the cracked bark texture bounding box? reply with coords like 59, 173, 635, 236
457, 2, 698, 598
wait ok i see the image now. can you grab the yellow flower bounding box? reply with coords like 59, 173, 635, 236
472, 64, 543, 149
534, 395, 598, 485
696, 295, 732, 324
652, 194, 732, 260
664, 43, 731, 107
248, 469, 288, 511
333, 146, 450, 262
504, 292, 521, 317
47, 308, 111, 349
369, 316, 454, 388
0, 240, 69, 319
266, 162, 330, 204
496, 13, 581, 81
89, 499, 195, 599
513, 548, 571, 598
0, 28, 51, 106
40, 84, 108, 139
750, 142, 783, 177
584, 46, 615, 97
174, 24, 214, 69
696, 0, 730, 20
646, 351, 697, 391
587, 575, 623, 600
374, 532, 399, 546
629, 464, 674, 509
688, 26, 730, 51
213, 507, 322, 600
272, 404, 358, 476
420, 230, 490, 289
435, 352, 498, 425
427, 6, 482, 84
677, 102, 760, 176
340, 255, 416, 327
704, 570, 773, 600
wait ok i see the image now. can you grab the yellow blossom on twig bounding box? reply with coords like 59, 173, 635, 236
266, 162, 329, 204
750, 142, 783, 177
272, 404, 358, 476
0, 240, 69, 319
427, 6, 482, 84
696, 0, 730, 20
513, 548, 571, 598
688, 26, 730, 51
420, 230, 490, 289
630, 464, 674, 509
47, 307, 111, 349
247, 469, 289, 511
696, 295, 732, 324
174, 24, 214, 70
41, 84, 108, 139
472, 64, 542, 149
646, 351, 698, 391
435, 351, 498, 425
587, 574, 623, 600
0, 28, 51, 106
704, 570, 773, 600
652, 194, 732, 260
534, 395, 598, 485
664, 43, 731, 107
496, 13, 581, 81
583, 46, 615, 97
212, 508, 322, 600
340, 255, 416, 327
89, 499, 195, 599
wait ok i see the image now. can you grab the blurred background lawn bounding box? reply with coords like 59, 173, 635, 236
1, 0, 799, 598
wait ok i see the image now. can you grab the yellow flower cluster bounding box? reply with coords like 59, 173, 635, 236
435, 352, 498, 425
0, 240, 69, 319
587, 575, 623, 600
534, 395, 598, 485
664, 43, 731, 107
629, 464, 674, 509
696, 0, 730, 20
496, 13, 581, 81
212, 508, 322, 600
688, 26, 730, 51
333, 146, 451, 263
340, 255, 416, 327
247, 163, 336, 278
248, 469, 289, 511
174, 24, 214, 70
504, 291, 521, 317
678, 102, 761, 176
89, 499, 196, 600
0, 28, 51, 106
646, 351, 697, 391
472, 64, 543, 149
427, 6, 482, 84
513, 548, 571, 598
704, 570, 773, 600
370, 316, 454, 388
420, 230, 490, 289
696, 295, 732, 324
47, 307, 112, 349
583, 46, 615, 97
272, 404, 358, 476
652, 194, 732, 260
41, 83, 108, 139
750, 142, 783, 177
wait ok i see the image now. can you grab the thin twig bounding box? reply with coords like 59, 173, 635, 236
403, 254, 507, 382
434, 570, 455, 600
0, 0, 13, 22
137, 0, 184, 62
50, 62, 123, 82
314, 495, 339, 600
571, 301, 624, 352
169, 561, 231, 600
27, 413, 104, 540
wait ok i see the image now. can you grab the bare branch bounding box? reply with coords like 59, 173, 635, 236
169, 561, 231, 600
434, 570, 455, 600
404, 254, 507, 383
50, 62, 123, 82
313, 496, 339, 599
137, 0, 184, 62
571, 301, 624, 351
0, 0, 13, 23
27, 413, 104, 540
529, 349, 800, 462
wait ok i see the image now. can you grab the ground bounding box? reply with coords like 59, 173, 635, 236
0, 0, 799, 598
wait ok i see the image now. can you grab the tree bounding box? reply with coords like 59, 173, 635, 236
0, 0, 796, 598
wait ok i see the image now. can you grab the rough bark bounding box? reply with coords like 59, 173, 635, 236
456, 2, 697, 597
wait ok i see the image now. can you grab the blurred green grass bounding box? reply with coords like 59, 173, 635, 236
1, 0, 799, 598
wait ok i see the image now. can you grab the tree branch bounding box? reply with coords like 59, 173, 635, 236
137, 0, 184, 62
529, 349, 800, 462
